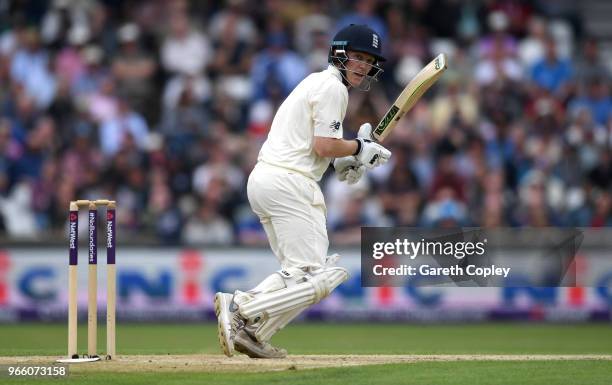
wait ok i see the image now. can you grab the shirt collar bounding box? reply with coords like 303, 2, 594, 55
327, 64, 342, 81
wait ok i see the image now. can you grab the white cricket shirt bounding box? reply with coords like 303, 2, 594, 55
258, 65, 348, 181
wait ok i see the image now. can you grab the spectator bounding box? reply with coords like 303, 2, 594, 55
295, 6, 332, 72
430, 75, 479, 133
477, 11, 517, 60
590, 191, 612, 227
60, 129, 103, 191
568, 78, 612, 126
161, 12, 212, 76
301, 27, 330, 72
530, 36, 573, 97
13, 116, 57, 181
54, 24, 89, 85
192, 145, 244, 198
574, 37, 610, 88
72, 44, 107, 97
331, 190, 386, 245
208, 0, 257, 46
112, 23, 157, 118
378, 148, 421, 226
10, 28, 56, 108
148, 169, 183, 244
99, 97, 149, 157
86, 76, 118, 123
474, 32, 523, 86
182, 199, 234, 245
421, 187, 469, 227
518, 16, 547, 68
478, 171, 509, 227
429, 149, 466, 203
159, 82, 209, 152
335, 0, 387, 43
235, 207, 267, 246
512, 170, 560, 226
208, 6, 255, 102
250, 31, 307, 102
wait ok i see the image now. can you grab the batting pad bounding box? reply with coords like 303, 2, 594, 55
236, 267, 349, 324
249, 267, 307, 294
253, 305, 308, 342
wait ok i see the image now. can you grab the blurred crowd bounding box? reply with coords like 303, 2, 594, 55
0, 0, 611, 245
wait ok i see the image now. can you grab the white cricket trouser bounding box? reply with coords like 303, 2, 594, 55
242, 161, 333, 342
247, 161, 328, 270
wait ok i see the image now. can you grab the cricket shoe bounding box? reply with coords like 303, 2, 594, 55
214, 292, 236, 357
234, 329, 287, 359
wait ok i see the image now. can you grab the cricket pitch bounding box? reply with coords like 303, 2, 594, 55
1, 354, 611, 373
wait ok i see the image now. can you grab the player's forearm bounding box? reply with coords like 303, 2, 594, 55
313, 137, 359, 158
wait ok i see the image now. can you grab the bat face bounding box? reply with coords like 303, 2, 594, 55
373, 53, 447, 142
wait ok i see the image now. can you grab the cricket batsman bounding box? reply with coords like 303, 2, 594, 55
215, 24, 391, 358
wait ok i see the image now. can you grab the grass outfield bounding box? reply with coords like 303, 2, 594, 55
1, 323, 611, 384
1, 323, 611, 356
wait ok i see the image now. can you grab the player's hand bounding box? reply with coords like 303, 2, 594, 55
344, 164, 365, 184
333, 156, 365, 185
357, 123, 373, 140
355, 138, 391, 169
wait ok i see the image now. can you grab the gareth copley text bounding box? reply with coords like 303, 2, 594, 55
373, 264, 511, 278
372, 238, 487, 260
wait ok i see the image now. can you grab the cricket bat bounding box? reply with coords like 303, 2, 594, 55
372, 53, 447, 142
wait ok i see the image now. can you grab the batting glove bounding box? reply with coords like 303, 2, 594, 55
333, 156, 365, 185
357, 122, 373, 139
354, 138, 391, 169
